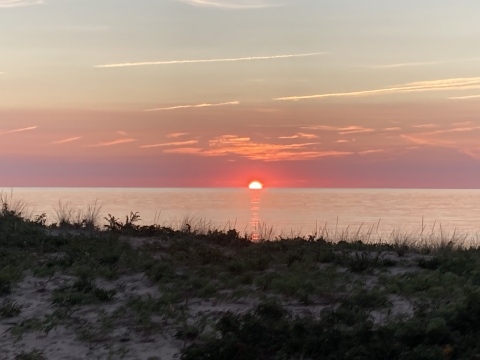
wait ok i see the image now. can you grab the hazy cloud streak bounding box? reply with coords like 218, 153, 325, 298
167, 133, 189, 138
0, 126, 37, 135
177, 0, 279, 9
141, 140, 198, 148
95, 52, 327, 68
449, 94, 480, 100
365, 57, 480, 69
0, 0, 42, 7
50, 137, 82, 145
279, 133, 319, 140
359, 149, 384, 155
87, 139, 137, 147
302, 125, 374, 136
412, 124, 437, 128
145, 101, 239, 112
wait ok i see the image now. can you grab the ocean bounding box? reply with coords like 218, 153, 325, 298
2, 188, 480, 242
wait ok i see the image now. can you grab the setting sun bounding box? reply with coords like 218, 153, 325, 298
248, 181, 263, 190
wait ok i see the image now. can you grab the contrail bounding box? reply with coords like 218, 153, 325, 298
275, 77, 480, 101
449, 94, 480, 100
0, 0, 43, 8
0, 126, 37, 135
95, 52, 327, 68
364, 57, 480, 69
145, 101, 240, 112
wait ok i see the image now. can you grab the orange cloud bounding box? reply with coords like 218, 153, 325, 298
167, 132, 189, 138
359, 149, 384, 155
302, 125, 374, 135
412, 124, 437, 128
162, 135, 352, 161
87, 138, 137, 147
279, 133, 319, 140
163, 147, 203, 154
401, 134, 454, 146
141, 140, 198, 148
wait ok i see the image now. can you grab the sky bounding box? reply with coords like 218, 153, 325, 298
2, 0, 480, 188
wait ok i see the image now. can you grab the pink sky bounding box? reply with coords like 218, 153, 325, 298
2, 102, 480, 188
3, 0, 480, 187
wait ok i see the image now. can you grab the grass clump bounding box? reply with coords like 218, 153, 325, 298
7, 201, 480, 357
14, 349, 47, 360
52, 276, 116, 306
0, 299, 22, 318
53, 200, 102, 230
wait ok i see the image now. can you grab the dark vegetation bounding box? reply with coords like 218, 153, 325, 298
3, 199, 480, 358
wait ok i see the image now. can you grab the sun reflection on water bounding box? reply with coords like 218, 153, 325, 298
250, 190, 261, 241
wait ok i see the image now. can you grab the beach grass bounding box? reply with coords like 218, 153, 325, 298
2, 199, 480, 358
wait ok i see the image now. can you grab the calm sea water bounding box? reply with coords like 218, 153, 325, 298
2, 188, 480, 240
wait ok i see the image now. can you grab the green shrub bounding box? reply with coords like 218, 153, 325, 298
0, 299, 22, 318
14, 349, 47, 360
52, 277, 116, 306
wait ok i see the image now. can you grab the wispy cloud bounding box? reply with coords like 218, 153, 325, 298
338, 126, 374, 135
428, 126, 480, 135
301, 125, 338, 131
401, 134, 454, 147
177, 0, 279, 9
359, 149, 384, 155
366, 61, 447, 69
400, 124, 480, 160
275, 77, 480, 101
145, 101, 240, 112
364, 57, 480, 69
0, 126, 37, 135
449, 94, 480, 100
163, 147, 202, 154
0, 0, 42, 8
279, 133, 319, 140
412, 124, 437, 128
50, 137, 82, 145
117, 131, 127, 136
167, 132, 189, 138
384, 127, 401, 131
161, 135, 352, 161
302, 125, 374, 135
141, 140, 198, 148
95, 52, 327, 68
87, 138, 136, 147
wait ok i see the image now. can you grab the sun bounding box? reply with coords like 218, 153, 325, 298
248, 181, 263, 190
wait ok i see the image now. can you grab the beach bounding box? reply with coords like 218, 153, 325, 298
1, 201, 479, 359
